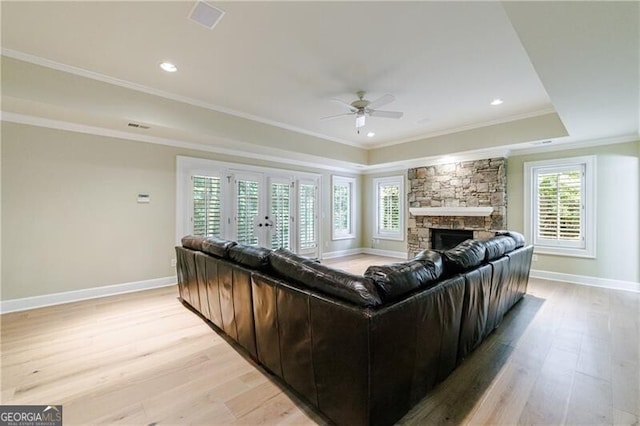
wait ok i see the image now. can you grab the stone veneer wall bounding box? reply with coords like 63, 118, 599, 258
408, 157, 507, 256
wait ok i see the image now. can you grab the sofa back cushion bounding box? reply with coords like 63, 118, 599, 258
181, 235, 205, 251
269, 248, 382, 307
202, 236, 237, 258
442, 239, 487, 273
482, 236, 517, 261
495, 230, 526, 248
229, 244, 271, 271
413, 249, 444, 277
364, 260, 441, 302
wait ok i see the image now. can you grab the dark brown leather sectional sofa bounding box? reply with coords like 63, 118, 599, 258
175, 231, 533, 426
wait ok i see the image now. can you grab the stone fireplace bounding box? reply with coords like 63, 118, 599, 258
407, 158, 506, 257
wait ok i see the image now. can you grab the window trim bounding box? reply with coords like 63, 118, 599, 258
331, 175, 356, 240
373, 175, 405, 241
524, 155, 596, 258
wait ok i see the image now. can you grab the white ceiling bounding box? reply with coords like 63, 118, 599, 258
1, 1, 638, 163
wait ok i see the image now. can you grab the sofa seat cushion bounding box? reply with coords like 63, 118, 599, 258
202, 236, 237, 258
495, 230, 526, 248
269, 248, 382, 307
181, 235, 205, 251
482, 236, 517, 261
413, 250, 444, 277
364, 260, 440, 302
442, 239, 487, 273
229, 244, 271, 271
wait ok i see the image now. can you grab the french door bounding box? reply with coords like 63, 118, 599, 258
187, 165, 319, 257
232, 172, 294, 249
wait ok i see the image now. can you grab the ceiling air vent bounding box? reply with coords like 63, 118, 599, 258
531, 140, 553, 146
189, 1, 225, 30
128, 122, 150, 130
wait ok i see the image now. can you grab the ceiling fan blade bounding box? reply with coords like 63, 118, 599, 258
330, 98, 358, 112
320, 112, 354, 121
366, 94, 395, 110
369, 110, 403, 119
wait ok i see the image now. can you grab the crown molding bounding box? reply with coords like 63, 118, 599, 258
5, 111, 634, 177
508, 133, 639, 156
369, 108, 558, 149
0, 48, 364, 149
0, 111, 363, 174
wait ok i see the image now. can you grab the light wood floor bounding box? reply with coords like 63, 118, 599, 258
1, 254, 638, 425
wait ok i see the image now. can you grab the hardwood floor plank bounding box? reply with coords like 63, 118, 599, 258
612, 360, 640, 417
2, 256, 638, 425
614, 408, 640, 425
565, 372, 614, 425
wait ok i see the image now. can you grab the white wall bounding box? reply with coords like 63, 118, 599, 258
1, 122, 361, 301
507, 140, 640, 283
3, 121, 638, 304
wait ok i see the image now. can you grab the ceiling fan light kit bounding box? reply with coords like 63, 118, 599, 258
321, 91, 403, 131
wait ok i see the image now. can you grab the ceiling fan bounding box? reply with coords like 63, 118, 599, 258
321, 91, 403, 130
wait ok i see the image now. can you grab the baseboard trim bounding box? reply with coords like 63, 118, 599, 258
0, 276, 177, 314
322, 248, 407, 260
321, 248, 364, 260
530, 269, 640, 293
362, 248, 408, 259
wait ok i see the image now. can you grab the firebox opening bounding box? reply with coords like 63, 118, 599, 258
431, 229, 474, 250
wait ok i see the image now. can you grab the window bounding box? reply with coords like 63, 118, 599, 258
270, 181, 291, 250
332, 176, 356, 239
298, 182, 318, 252
235, 176, 260, 246
524, 156, 596, 258
192, 175, 222, 237
373, 176, 405, 241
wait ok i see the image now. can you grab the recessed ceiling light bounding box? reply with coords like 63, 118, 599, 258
160, 62, 177, 73
367, 132, 375, 137
490, 98, 504, 106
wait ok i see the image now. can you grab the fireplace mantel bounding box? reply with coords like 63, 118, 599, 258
409, 207, 494, 217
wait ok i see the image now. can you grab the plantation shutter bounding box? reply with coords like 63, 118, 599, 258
192, 175, 222, 237
236, 178, 259, 246
270, 182, 291, 249
299, 183, 317, 250
379, 183, 400, 233
333, 183, 350, 235
535, 165, 584, 246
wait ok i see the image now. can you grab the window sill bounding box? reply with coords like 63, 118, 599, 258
332, 235, 356, 241
373, 234, 404, 242
534, 246, 596, 259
